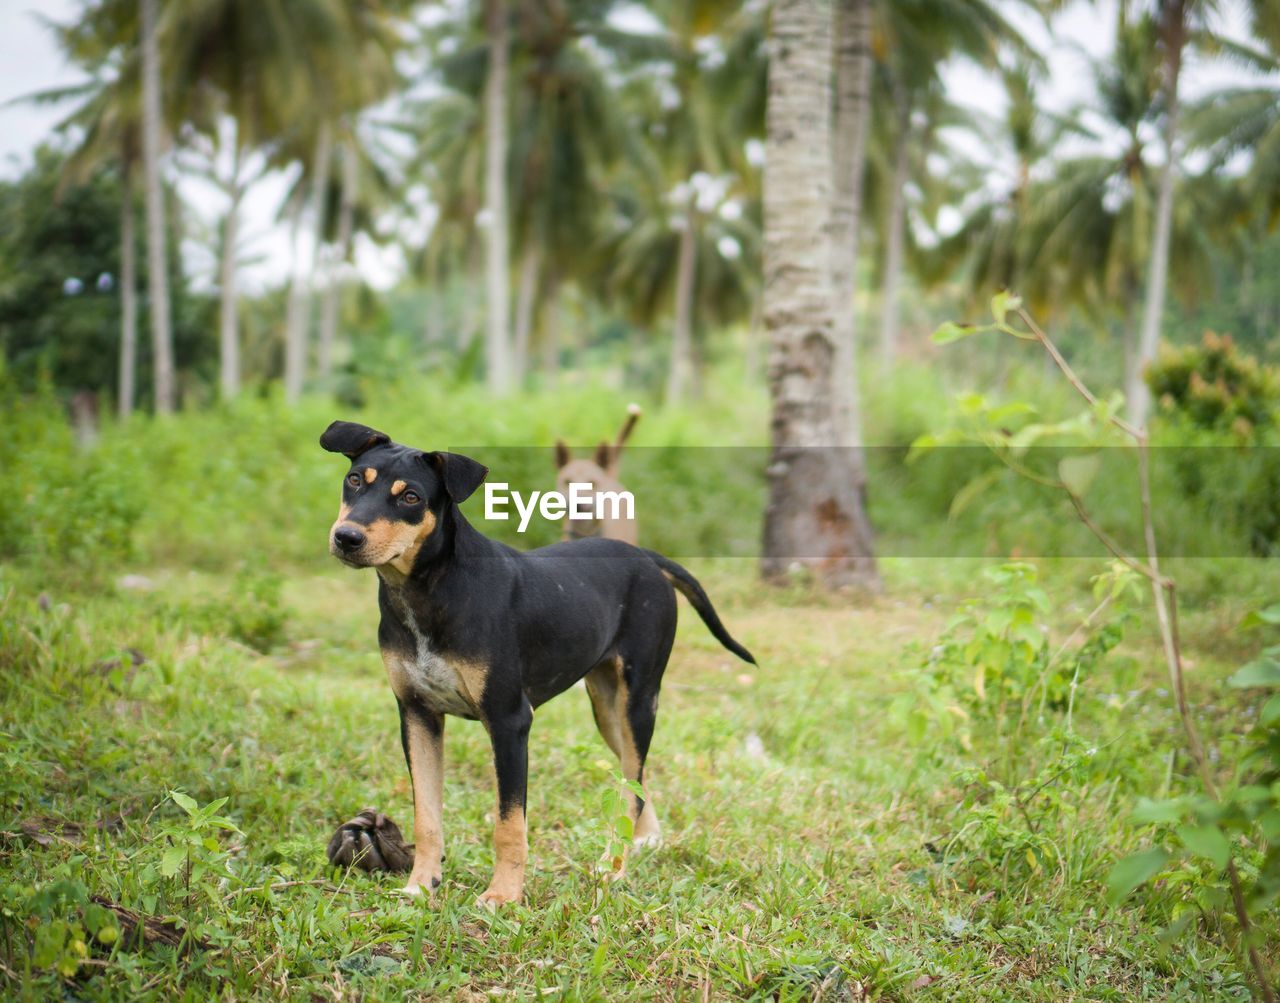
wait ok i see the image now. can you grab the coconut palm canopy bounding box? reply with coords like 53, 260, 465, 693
3, 0, 1278, 405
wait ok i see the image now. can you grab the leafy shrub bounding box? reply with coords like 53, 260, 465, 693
1146, 331, 1280, 439
1112, 603, 1280, 930
0, 875, 120, 978
903, 562, 1136, 756
0, 371, 140, 567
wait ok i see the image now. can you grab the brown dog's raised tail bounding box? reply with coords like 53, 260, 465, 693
614, 403, 642, 455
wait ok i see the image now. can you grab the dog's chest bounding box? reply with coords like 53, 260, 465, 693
382, 601, 478, 718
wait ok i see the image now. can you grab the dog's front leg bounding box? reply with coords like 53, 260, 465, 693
478, 695, 533, 907
398, 700, 445, 896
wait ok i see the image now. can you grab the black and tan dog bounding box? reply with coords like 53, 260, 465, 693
320, 420, 755, 905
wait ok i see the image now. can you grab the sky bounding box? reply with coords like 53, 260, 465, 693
0, 0, 1268, 292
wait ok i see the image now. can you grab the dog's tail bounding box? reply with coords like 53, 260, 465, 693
642, 550, 756, 665
614, 403, 642, 456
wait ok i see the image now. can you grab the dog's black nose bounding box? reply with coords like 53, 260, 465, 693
334, 526, 366, 551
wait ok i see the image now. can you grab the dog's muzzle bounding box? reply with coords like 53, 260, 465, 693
330, 523, 372, 566
333, 525, 366, 552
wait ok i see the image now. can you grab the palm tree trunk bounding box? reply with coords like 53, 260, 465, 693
512, 239, 541, 386
284, 122, 332, 403
666, 194, 698, 404
484, 0, 512, 394
319, 135, 358, 382
460, 244, 483, 355
830, 0, 872, 449
1130, 0, 1185, 427
118, 168, 137, 419
541, 271, 561, 388
219, 143, 243, 400
879, 86, 911, 370
761, 0, 877, 591
140, 0, 174, 413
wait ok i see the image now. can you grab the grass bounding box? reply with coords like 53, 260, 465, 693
2, 553, 1273, 1000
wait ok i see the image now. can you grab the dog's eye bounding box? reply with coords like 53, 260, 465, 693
401, 491, 420, 505
346, 473, 361, 488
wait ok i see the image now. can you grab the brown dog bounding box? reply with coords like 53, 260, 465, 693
554, 404, 641, 545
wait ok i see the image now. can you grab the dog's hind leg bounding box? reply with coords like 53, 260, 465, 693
612, 610, 675, 853
478, 692, 533, 907
584, 660, 625, 760
615, 666, 663, 849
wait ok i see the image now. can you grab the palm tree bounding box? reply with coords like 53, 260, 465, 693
505, 0, 630, 385
867, 0, 1034, 367
140, 0, 174, 412
283, 120, 334, 402
161, 0, 369, 399
762, 0, 877, 591
484, 0, 513, 394
1129, 0, 1191, 425
317, 129, 360, 381
602, 0, 764, 403
935, 10, 1224, 399
399, 81, 487, 357
20, 60, 144, 416
830, 0, 873, 449
1124, 0, 1275, 422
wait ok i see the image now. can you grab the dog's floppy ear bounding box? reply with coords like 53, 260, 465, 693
554, 440, 571, 469
320, 421, 390, 459
424, 451, 488, 504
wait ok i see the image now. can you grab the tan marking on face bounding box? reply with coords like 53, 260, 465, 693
364, 467, 378, 484
387, 510, 437, 576
327, 503, 356, 556
402, 713, 445, 894
390, 479, 407, 496
479, 806, 527, 906
350, 509, 437, 575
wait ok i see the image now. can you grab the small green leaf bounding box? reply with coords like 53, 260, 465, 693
1260, 693, 1280, 726
1059, 453, 1101, 497
200, 796, 229, 817
170, 791, 198, 815
1241, 605, 1280, 629
1107, 847, 1169, 902
1175, 824, 1230, 869
932, 321, 981, 344
991, 291, 1022, 324
160, 845, 187, 878
1227, 658, 1280, 689
948, 467, 1003, 520
1131, 798, 1185, 825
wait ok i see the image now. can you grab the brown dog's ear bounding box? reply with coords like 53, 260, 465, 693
320, 421, 390, 459
424, 451, 488, 504
554, 440, 571, 469
593, 440, 611, 469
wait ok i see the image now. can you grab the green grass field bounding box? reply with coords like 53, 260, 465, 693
2, 550, 1273, 1000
